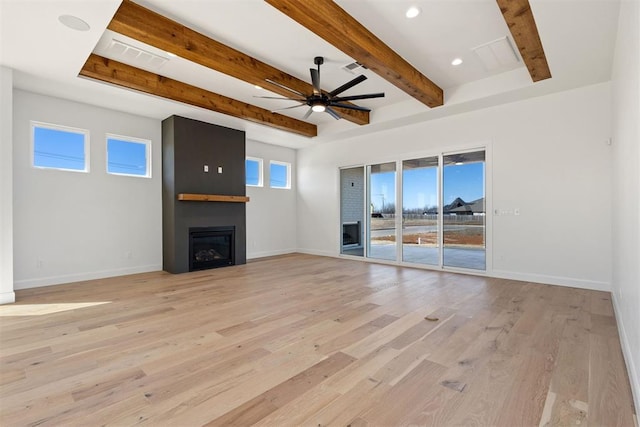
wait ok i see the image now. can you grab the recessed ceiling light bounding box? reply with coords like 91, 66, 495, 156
451, 58, 463, 66
405, 6, 421, 19
254, 85, 263, 90
166, 51, 177, 58
58, 15, 90, 31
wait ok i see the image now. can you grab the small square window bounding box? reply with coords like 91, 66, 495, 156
106, 134, 151, 178
31, 122, 89, 172
246, 157, 263, 187
270, 161, 291, 189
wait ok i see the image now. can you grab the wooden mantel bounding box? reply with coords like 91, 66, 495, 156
177, 193, 250, 203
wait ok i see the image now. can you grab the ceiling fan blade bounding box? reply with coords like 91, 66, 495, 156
331, 92, 385, 102
302, 107, 313, 120
329, 102, 371, 112
328, 75, 367, 97
254, 96, 306, 102
272, 104, 306, 112
265, 79, 306, 97
310, 68, 321, 95
325, 106, 342, 120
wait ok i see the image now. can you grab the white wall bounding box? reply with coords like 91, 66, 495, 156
245, 139, 297, 259
0, 67, 15, 304
611, 0, 640, 412
297, 82, 613, 291
13, 90, 162, 289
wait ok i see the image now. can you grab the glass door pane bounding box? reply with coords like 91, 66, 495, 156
367, 162, 397, 261
340, 167, 364, 256
442, 151, 486, 270
402, 157, 439, 265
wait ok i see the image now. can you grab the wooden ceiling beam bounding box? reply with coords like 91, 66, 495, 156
107, 0, 369, 126
496, 0, 551, 82
80, 54, 317, 138
264, 0, 444, 108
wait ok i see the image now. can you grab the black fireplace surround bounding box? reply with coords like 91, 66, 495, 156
162, 115, 247, 274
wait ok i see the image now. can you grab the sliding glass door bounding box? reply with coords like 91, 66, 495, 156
442, 151, 486, 270
343, 149, 486, 271
402, 157, 439, 265
340, 167, 364, 257
367, 162, 396, 261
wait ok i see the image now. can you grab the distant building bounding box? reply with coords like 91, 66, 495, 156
446, 197, 485, 215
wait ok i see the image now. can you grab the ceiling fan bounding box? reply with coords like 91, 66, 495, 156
259, 56, 384, 120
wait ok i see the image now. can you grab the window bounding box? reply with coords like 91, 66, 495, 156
246, 157, 263, 186
31, 121, 89, 172
106, 134, 151, 177
270, 161, 291, 189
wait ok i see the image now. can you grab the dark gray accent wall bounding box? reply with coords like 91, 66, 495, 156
162, 115, 246, 273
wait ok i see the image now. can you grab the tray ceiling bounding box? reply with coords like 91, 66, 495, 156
0, 0, 621, 148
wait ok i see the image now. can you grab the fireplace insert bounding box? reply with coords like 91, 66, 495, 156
189, 226, 235, 271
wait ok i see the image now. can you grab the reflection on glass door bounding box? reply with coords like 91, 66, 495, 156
340, 167, 364, 257
402, 157, 439, 265
367, 162, 396, 261
442, 151, 486, 270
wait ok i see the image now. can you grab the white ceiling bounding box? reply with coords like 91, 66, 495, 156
0, 0, 621, 149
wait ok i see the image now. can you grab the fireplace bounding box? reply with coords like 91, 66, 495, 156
342, 221, 361, 247
189, 226, 235, 271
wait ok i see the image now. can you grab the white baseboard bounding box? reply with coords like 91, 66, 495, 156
13, 264, 162, 290
247, 248, 297, 260
0, 291, 15, 304
297, 250, 611, 292
612, 291, 640, 417
295, 248, 336, 258
490, 269, 610, 292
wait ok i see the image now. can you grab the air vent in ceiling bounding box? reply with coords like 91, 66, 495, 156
342, 61, 368, 74
472, 36, 520, 71
106, 39, 169, 69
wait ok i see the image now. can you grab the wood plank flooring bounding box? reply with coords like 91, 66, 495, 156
0, 254, 636, 426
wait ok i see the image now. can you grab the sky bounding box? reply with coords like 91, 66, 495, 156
246, 159, 260, 185
270, 162, 288, 188
370, 162, 485, 211
33, 126, 86, 171
107, 138, 147, 175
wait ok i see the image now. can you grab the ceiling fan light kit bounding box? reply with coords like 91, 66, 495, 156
311, 103, 326, 113
259, 56, 385, 120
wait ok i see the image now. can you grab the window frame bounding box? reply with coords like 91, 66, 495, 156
245, 156, 264, 187
106, 133, 152, 178
269, 160, 291, 189
31, 121, 90, 173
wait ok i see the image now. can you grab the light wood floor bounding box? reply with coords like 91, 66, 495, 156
1, 254, 636, 426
